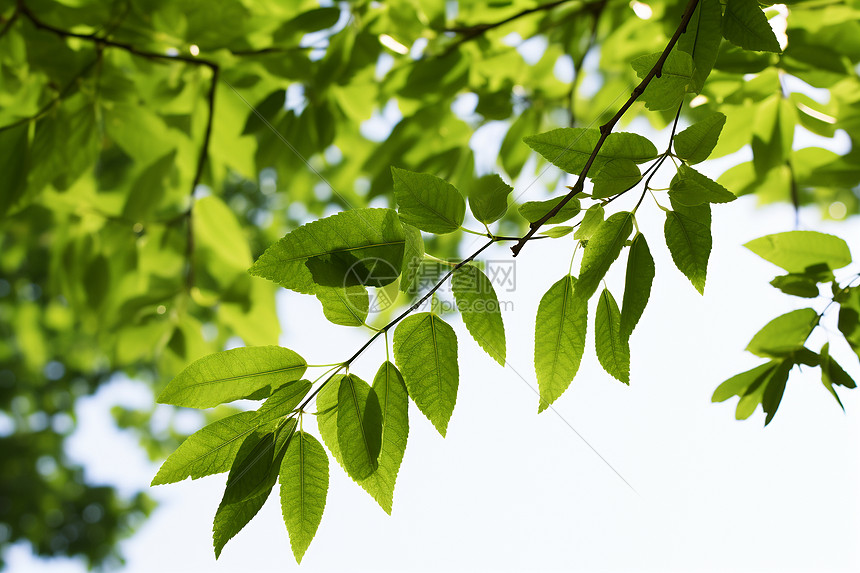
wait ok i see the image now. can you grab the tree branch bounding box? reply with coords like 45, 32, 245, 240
510, 0, 701, 257
441, 0, 600, 56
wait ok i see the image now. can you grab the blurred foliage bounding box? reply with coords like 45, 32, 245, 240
0, 0, 858, 567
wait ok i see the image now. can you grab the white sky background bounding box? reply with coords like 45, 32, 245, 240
7, 14, 860, 572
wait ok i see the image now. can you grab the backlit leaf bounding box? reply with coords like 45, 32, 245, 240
575, 212, 634, 303
595, 289, 630, 384
664, 200, 711, 294
591, 159, 641, 199
250, 208, 406, 294
669, 165, 736, 206
534, 276, 587, 412
620, 234, 655, 340
631, 50, 695, 111
524, 128, 657, 175
280, 431, 329, 563
469, 174, 512, 224
746, 308, 818, 358
337, 374, 383, 481
157, 346, 307, 408
452, 264, 506, 365
744, 231, 852, 273
518, 196, 581, 225
722, 0, 782, 53
674, 112, 727, 165
393, 313, 459, 436
391, 167, 466, 234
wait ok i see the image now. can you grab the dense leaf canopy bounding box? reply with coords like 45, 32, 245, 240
1, 0, 859, 567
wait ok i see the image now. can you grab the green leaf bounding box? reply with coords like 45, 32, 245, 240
575, 212, 634, 303
769, 275, 820, 298
713, 362, 777, 403
524, 128, 658, 175
337, 374, 383, 481
393, 313, 459, 436
746, 308, 818, 358
674, 112, 727, 165
620, 234, 655, 340
534, 276, 588, 412
664, 201, 711, 294
157, 346, 307, 409
838, 287, 860, 362
391, 167, 466, 234
518, 196, 581, 225
151, 411, 259, 486
255, 380, 313, 425
761, 360, 792, 425
363, 362, 409, 513
744, 231, 852, 273
722, 0, 782, 53
542, 226, 574, 238
214, 423, 292, 557
452, 264, 506, 365
820, 343, 856, 411
574, 205, 604, 240
315, 285, 369, 327
469, 174, 512, 224
399, 223, 425, 293
0, 123, 30, 217
591, 159, 641, 199
595, 288, 630, 384
250, 208, 407, 294
280, 431, 329, 564
677, 0, 723, 92
668, 165, 737, 206
315, 364, 409, 514
630, 50, 695, 111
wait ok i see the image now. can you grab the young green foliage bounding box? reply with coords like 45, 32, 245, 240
151, 411, 260, 486
534, 276, 588, 412
542, 226, 574, 239
838, 287, 860, 361
469, 174, 512, 224
280, 431, 329, 563
393, 313, 459, 436
255, 381, 313, 425
745, 308, 818, 359
337, 374, 383, 481
157, 346, 307, 409
744, 231, 852, 273
524, 128, 658, 175
518, 196, 581, 224
391, 167, 466, 234
250, 208, 407, 294
668, 165, 737, 206
620, 234, 655, 340
664, 200, 712, 294
452, 264, 507, 365
575, 212, 635, 303
213, 422, 294, 557
400, 224, 425, 293
673, 112, 727, 165
722, 0, 782, 53
591, 159, 642, 199
595, 289, 630, 384
677, 0, 723, 92
315, 285, 370, 327
574, 205, 605, 240
630, 50, 695, 111
819, 343, 856, 410
316, 364, 410, 514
